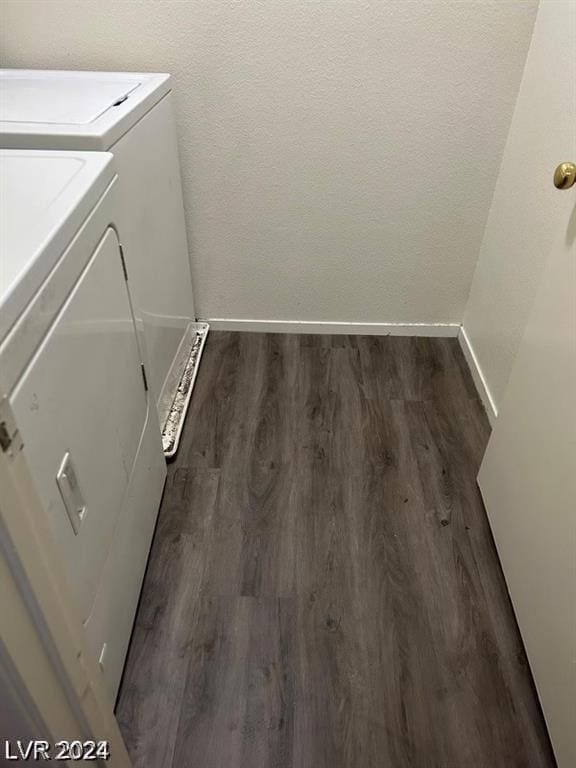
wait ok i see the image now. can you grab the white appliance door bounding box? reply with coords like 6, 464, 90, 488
478, 185, 576, 763
10, 227, 148, 621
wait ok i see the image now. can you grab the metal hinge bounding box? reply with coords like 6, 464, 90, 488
119, 244, 129, 281
140, 364, 149, 392
0, 397, 23, 458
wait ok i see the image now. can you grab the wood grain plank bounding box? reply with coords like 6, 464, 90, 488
117, 331, 556, 768
172, 597, 295, 768
115, 469, 219, 767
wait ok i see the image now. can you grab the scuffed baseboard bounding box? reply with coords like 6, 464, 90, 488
458, 325, 498, 426
204, 318, 460, 337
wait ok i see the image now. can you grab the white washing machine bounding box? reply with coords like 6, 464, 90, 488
0, 69, 208, 457
0, 149, 166, 699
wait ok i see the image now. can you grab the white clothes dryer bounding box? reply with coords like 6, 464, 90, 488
0, 69, 208, 457
0, 149, 166, 699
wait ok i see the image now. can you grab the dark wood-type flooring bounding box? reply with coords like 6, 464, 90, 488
116, 332, 555, 768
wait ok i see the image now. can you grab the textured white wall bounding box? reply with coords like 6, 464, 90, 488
0, 0, 537, 325
462, 0, 575, 410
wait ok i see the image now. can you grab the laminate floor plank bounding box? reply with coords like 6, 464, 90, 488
172, 596, 296, 768
117, 331, 555, 768
115, 468, 219, 766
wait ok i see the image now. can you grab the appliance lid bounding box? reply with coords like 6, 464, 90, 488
0, 149, 115, 344
0, 70, 172, 150
0, 75, 141, 125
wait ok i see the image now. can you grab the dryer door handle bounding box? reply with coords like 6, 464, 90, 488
56, 452, 87, 535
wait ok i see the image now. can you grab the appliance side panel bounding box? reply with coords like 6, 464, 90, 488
111, 93, 196, 409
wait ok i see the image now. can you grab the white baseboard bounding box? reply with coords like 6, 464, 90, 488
204, 318, 461, 337
458, 326, 498, 426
